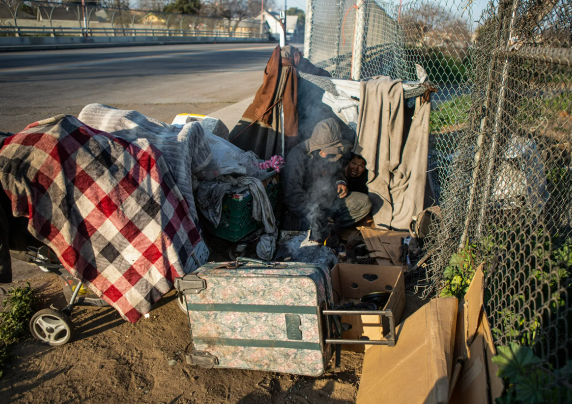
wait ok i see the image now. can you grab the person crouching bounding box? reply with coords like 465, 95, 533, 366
282, 118, 372, 242
345, 153, 369, 194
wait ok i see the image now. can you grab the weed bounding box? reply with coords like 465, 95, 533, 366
0, 284, 38, 377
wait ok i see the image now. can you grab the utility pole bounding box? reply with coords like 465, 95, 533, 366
284, 0, 287, 44
260, 0, 264, 37
81, 0, 88, 37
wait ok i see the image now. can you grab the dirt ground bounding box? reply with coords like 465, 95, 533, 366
0, 242, 427, 404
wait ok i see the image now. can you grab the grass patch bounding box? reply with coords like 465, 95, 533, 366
517, 91, 572, 137
0, 284, 38, 377
430, 94, 471, 133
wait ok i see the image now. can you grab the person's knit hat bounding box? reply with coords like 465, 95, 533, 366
308, 118, 351, 161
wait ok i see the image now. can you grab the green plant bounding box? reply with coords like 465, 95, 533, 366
0, 284, 38, 377
440, 224, 571, 349
430, 95, 472, 133
492, 342, 572, 404
440, 240, 478, 299
422, 54, 471, 84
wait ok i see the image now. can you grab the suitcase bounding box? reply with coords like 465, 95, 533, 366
175, 258, 336, 376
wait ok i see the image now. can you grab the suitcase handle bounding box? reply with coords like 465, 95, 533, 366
323, 309, 396, 347
214, 257, 286, 269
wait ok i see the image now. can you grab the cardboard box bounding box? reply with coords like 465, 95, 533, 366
357, 297, 459, 404
449, 265, 503, 404
356, 264, 504, 404
358, 227, 409, 269
331, 264, 406, 353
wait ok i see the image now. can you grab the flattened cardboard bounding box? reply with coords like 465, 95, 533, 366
331, 264, 405, 353
449, 265, 504, 404
356, 298, 458, 404
358, 227, 408, 267
449, 315, 503, 404
449, 326, 489, 404
453, 265, 485, 363
480, 310, 504, 401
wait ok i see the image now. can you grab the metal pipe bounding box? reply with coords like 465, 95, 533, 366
66, 280, 84, 311
475, 0, 520, 239
325, 339, 391, 345
351, 0, 366, 80
323, 309, 392, 315
304, 0, 313, 59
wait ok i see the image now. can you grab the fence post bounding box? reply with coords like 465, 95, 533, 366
474, 0, 520, 239
351, 0, 366, 80
333, 0, 343, 76
111, 9, 116, 36
131, 11, 136, 36
304, 0, 314, 60
14, 1, 24, 37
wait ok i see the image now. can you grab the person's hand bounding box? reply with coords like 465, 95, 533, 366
337, 184, 348, 198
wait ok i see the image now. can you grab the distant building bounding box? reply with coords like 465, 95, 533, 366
138, 12, 166, 25
254, 10, 301, 41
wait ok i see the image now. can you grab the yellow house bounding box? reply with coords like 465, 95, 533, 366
138, 13, 166, 25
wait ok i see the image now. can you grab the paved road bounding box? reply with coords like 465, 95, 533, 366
0, 43, 278, 134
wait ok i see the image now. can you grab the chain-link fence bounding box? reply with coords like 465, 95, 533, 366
307, 0, 571, 400
0, 0, 263, 38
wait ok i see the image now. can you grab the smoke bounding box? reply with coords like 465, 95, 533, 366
302, 152, 344, 241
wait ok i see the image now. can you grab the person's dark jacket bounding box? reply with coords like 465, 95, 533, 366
282, 119, 350, 220
347, 171, 369, 194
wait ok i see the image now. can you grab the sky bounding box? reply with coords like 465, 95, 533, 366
278, 0, 492, 27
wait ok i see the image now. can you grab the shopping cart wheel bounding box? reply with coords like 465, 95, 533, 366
176, 292, 187, 313
29, 309, 73, 346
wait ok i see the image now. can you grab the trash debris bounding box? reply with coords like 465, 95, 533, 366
275, 231, 338, 269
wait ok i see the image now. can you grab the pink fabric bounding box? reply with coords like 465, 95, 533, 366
258, 155, 285, 173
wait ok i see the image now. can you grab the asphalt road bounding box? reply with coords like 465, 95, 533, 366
0, 43, 279, 134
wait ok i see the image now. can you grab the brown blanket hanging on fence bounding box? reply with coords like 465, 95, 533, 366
230, 45, 330, 160
230, 45, 297, 160
354, 76, 431, 232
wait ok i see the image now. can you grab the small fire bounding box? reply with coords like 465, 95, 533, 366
324, 234, 330, 246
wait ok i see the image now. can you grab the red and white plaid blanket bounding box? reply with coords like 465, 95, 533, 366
0, 115, 209, 322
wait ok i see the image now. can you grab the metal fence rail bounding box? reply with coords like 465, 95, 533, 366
307, 0, 571, 400
0, 0, 265, 38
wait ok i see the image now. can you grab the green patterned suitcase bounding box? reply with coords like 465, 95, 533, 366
175, 258, 336, 376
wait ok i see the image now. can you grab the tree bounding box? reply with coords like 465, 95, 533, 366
139, 0, 169, 11
200, 0, 276, 32
100, 0, 130, 8
287, 6, 304, 25
163, 0, 200, 14
400, 4, 471, 51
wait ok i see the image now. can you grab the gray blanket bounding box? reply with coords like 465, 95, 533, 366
354, 76, 431, 231
78, 104, 217, 223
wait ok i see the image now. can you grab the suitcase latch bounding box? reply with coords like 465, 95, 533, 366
285, 314, 303, 340
185, 351, 219, 368
174, 275, 206, 294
